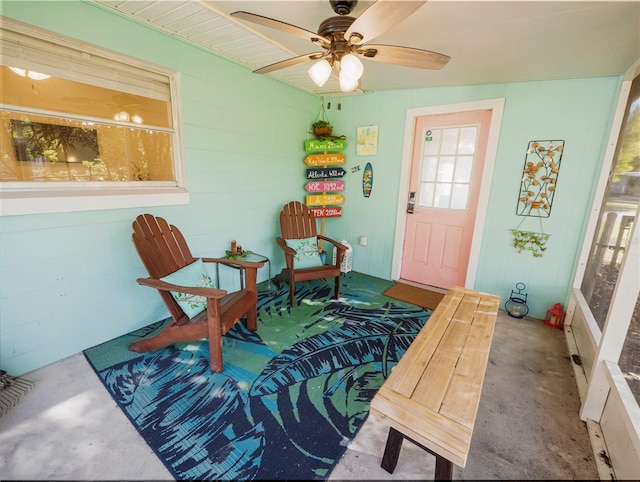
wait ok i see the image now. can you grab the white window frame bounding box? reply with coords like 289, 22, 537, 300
0, 17, 189, 216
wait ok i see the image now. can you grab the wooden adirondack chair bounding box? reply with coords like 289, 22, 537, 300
130, 214, 264, 372
276, 201, 346, 306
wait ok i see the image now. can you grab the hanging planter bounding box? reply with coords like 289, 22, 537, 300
510, 229, 550, 257
312, 120, 333, 137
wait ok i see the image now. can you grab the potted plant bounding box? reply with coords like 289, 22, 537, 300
510, 229, 550, 257
312, 120, 332, 137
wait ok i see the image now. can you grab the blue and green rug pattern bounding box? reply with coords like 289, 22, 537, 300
83, 272, 431, 480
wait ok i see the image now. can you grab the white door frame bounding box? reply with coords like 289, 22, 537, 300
391, 98, 505, 287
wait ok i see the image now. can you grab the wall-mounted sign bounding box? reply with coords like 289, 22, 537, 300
306, 194, 345, 206
306, 167, 346, 179
308, 207, 342, 218
305, 181, 345, 193
304, 139, 347, 152
304, 153, 345, 167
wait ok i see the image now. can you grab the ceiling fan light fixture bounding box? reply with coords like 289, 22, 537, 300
339, 69, 359, 92
308, 59, 332, 87
340, 53, 364, 80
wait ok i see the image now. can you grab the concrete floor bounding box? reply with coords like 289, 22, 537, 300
0, 310, 599, 480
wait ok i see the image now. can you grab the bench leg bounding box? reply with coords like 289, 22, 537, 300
435, 453, 453, 480
380, 427, 404, 473
380, 427, 454, 481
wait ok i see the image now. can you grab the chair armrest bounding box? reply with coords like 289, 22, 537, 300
136, 277, 228, 299
201, 257, 265, 269
317, 235, 347, 252
276, 237, 296, 256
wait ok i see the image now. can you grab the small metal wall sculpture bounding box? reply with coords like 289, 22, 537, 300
516, 140, 564, 218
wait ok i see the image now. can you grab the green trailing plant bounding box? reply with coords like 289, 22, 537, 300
510, 229, 549, 257
312, 120, 331, 129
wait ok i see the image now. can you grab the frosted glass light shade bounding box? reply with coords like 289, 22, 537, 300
308, 59, 332, 87
340, 54, 363, 80
339, 70, 359, 92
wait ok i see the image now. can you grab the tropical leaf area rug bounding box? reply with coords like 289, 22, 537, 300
83, 272, 432, 480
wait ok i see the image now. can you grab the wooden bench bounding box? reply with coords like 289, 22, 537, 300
370, 286, 500, 480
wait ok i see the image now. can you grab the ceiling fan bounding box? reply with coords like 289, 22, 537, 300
231, 0, 450, 92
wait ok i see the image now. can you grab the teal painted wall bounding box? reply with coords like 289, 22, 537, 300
0, 1, 623, 375
0, 1, 319, 374
322, 78, 621, 319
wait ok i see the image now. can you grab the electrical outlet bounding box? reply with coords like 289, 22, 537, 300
360, 236, 368, 246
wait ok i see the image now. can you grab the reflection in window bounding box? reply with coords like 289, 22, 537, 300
418, 126, 478, 210
580, 74, 640, 330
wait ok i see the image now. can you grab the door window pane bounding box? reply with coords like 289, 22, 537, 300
434, 183, 451, 208
454, 156, 473, 182
441, 128, 459, 154
418, 182, 434, 207
437, 157, 455, 182
458, 127, 478, 154
451, 183, 470, 210
421, 157, 437, 182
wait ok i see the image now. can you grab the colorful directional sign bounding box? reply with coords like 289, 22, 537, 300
308, 207, 342, 218
306, 167, 346, 179
304, 181, 345, 193
304, 139, 347, 152
303, 153, 345, 167
306, 194, 345, 206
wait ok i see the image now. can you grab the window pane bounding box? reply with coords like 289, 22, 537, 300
619, 293, 640, 407
434, 183, 451, 208
580, 75, 640, 330
423, 128, 441, 155
458, 127, 477, 154
421, 157, 438, 182
454, 156, 473, 182
437, 157, 455, 182
418, 182, 434, 207
451, 183, 469, 210
441, 128, 459, 154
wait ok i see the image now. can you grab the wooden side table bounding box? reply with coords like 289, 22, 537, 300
217, 252, 273, 292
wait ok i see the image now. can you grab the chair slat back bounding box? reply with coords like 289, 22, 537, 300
132, 214, 196, 278
280, 201, 317, 240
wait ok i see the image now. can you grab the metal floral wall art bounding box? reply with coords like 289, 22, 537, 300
516, 140, 564, 217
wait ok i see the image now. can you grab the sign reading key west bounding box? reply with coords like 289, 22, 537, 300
304, 153, 345, 167
305, 181, 345, 193
306, 194, 345, 206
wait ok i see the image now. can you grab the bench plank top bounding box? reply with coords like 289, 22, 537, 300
370, 286, 500, 468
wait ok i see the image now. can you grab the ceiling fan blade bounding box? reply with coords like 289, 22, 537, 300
253, 53, 325, 74
231, 11, 330, 44
359, 44, 450, 70
345, 0, 427, 44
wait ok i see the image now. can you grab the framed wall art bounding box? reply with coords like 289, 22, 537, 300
356, 125, 378, 156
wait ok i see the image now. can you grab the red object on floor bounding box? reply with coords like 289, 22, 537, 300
544, 303, 566, 329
